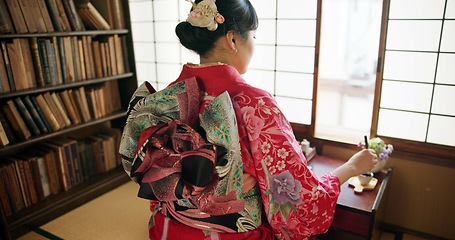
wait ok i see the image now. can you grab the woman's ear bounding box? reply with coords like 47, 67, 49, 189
226, 30, 238, 52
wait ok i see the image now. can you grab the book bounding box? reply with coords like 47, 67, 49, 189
0, 110, 15, 143
2, 160, 24, 212
91, 40, 102, 78
54, 0, 71, 31
36, 0, 54, 32
67, 89, 82, 122
56, 37, 68, 83
29, 95, 53, 133
107, 36, 117, 76
4, 0, 27, 33
19, 38, 37, 89
0, 41, 10, 92
51, 92, 71, 127
0, 165, 13, 216
16, 155, 39, 204
113, 34, 124, 75
0, 0, 14, 33
16, 0, 38, 33
72, 87, 91, 122
0, 119, 9, 146
51, 37, 63, 84
13, 97, 41, 136
62, 0, 83, 31
58, 90, 80, 124
37, 39, 51, 85
25, 1, 47, 32
7, 39, 28, 90
120, 35, 130, 73
42, 92, 66, 129
71, 36, 81, 81
77, 38, 86, 80
33, 148, 60, 195
62, 36, 75, 82
76, 2, 110, 30
44, 0, 63, 31
34, 154, 51, 199
34, 94, 61, 131
1, 41, 15, 91
23, 95, 48, 135
1, 100, 31, 140
6, 156, 30, 207
40, 141, 71, 190
29, 37, 45, 87
46, 40, 59, 85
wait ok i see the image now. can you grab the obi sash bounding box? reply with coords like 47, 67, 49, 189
119, 77, 262, 233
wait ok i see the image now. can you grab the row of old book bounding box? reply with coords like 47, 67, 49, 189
0, 0, 125, 34
0, 82, 122, 146
0, 128, 122, 216
0, 34, 129, 93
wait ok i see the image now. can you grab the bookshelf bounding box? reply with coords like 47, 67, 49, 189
0, 1, 137, 239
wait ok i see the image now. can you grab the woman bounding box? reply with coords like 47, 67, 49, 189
120, 0, 378, 239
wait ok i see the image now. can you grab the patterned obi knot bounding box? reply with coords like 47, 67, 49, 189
119, 77, 262, 233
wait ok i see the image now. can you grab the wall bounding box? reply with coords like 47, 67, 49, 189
322, 145, 455, 239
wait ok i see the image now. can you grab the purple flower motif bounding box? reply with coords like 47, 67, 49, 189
269, 170, 303, 205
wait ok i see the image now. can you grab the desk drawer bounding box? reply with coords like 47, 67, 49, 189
331, 208, 371, 237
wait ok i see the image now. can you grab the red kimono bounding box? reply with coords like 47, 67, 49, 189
121, 63, 341, 240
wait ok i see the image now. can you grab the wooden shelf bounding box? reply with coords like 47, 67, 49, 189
6, 168, 130, 239
0, 29, 129, 39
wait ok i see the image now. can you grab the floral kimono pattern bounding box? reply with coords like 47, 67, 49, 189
121, 63, 341, 240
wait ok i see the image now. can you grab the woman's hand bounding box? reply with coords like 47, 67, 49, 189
331, 149, 378, 184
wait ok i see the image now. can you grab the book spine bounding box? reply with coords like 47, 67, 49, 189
13, 97, 40, 136
5, 162, 24, 211
36, 0, 54, 32
34, 94, 61, 131
29, 95, 52, 133
37, 39, 52, 85
0, 0, 14, 33
0, 110, 16, 143
57, 37, 67, 83
16, 0, 37, 33
26, 0, 47, 32
46, 40, 59, 85
36, 156, 51, 198
2, 100, 31, 140
4, 0, 28, 33
1, 41, 15, 91
19, 38, 37, 88
23, 95, 48, 134
0, 118, 9, 146
51, 37, 62, 84
44, 0, 63, 31
0, 167, 13, 216
29, 37, 45, 87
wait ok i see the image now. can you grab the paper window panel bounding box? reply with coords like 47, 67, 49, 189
316, 90, 342, 126
249, 45, 276, 70
380, 81, 433, 113
136, 62, 156, 83
243, 70, 275, 95
377, 109, 428, 142
383, 51, 437, 83
155, 43, 180, 63
277, 0, 317, 19
275, 97, 312, 125
277, 20, 316, 46
431, 85, 455, 116
156, 63, 181, 85
440, 21, 455, 52
133, 42, 155, 62
276, 46, 315, 73
250, 0, 277, 19
427, 115, 455, 147
341, 95, 374, 130
275, 72, 313, 99
131, 22, 155, 42
389, 0, 445, 19
386, 20, 442, 51
255, 20, 276, 45
436, 54, 455, 84
447, 0, 455, 18
129, 1, 154, 22
153, 0, 179, 21
155, 22, 179, 42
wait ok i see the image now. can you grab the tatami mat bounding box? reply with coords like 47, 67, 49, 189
18, 181, 150, 240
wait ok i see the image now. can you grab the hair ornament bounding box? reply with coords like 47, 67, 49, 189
186, 0, 225, 31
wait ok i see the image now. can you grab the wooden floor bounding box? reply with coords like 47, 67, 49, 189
17, 182, 428, 240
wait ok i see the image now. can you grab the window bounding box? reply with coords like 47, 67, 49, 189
128, 0, 455, 159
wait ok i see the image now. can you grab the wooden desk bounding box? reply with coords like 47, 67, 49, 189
308, 155, 392, 239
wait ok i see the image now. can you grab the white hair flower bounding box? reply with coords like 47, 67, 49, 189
186, 0, 225, 31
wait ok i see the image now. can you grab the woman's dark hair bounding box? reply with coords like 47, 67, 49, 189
175, 0, 258, 57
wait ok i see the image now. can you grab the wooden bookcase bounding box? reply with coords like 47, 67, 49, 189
0, 1, 137, 239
